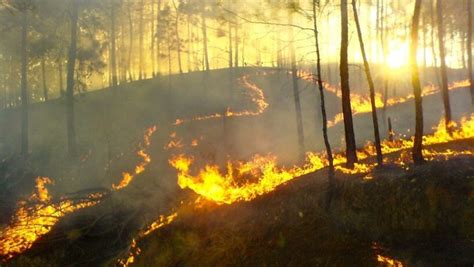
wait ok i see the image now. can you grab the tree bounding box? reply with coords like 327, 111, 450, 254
139, 0, 145, 79
20, 2, 29, 156
436, 0, 452, 131
410, 0, 425, 165
66, 0, 79, 158
312, 0, 334, 199
110, 0, 118, 87
8, 0, 35, 156
288, 2, 305, 161
468, 0, 474, 104
352, 0, 383, 166
201, 13, 209, 71
340, 0, 358, 168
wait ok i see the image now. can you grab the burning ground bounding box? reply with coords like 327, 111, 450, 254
1, 67, 474, 266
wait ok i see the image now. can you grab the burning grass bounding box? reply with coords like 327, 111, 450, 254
169, 114, 474, 205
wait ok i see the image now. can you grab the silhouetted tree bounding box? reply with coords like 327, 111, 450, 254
352, 0, 383, 165
312, 0, 334, 203
410, 0, 425, 165
436, 0, 452, 131
468, 0, 474, 104
66, 0, 79, 158
340, 0, 358, 168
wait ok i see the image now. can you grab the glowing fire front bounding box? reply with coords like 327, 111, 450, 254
299, 70, 471, 127
173, 73, 269, 126
0, 177, 102, 260
0, 126, 158, 261
169, 114, 474, 205
112, 126, 157, 190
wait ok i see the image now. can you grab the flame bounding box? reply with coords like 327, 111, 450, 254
118, 212, 178, 267
300, 71, 471, 127
173, 73, 269, 125
112, 126, 157, 190
169, 114, 474, 205
377, 255, 404, 267
0, 177, 102, 260
0, 126, 157, 261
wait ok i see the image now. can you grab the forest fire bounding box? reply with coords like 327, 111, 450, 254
1, 0, 474, 264
169, 114, 474, 205
118, 212, 178, 266
173, 73, 269, 125
0, 126, 158, 261
305, 73, 472, 127
0, 177, 102, 260
112, 126, 157, 190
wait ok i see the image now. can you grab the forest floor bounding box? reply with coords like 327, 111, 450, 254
9, 138, 474, 266
1, 67, 474, 266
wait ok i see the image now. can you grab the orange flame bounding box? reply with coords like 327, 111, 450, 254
300, 71, 471, 127
173, 73, 269, 125
169, 115, 474, 205
0, 177, 102, 260
377, 254, 404, 267
118, 212, 178, 267
112, 126, 157, 190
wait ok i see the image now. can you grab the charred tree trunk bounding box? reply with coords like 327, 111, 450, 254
41, 59, 48, 101
352, 0, 383, 166
187, 14, 192, 72
156, 0, 162, 75
436, 0, 452, 131
202, 15, 210, 72
173, 0, 183, 74
468, 0, 474, 104
128, 3, 134, 81
312, 0, 334, 185
110, 0, 118, 87
20, 8, 28, 157
66, 0, 79, 158
139, 0, 145, 80
151, 0, 156, 77
228, 22, 233, 68
340, 0, 358, 168
430, 0, 441, 87
234, 24, 239, 68
410, 0, 425, 165
289, 11, 305, 161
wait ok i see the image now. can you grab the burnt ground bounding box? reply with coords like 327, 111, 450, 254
1, 68, 473, 266
7, 138, 474, 266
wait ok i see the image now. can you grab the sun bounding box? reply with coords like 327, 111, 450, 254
386, 42, 410, 68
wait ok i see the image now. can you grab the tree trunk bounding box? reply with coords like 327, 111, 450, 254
202, 15, 210, 72
312, 0, 334, 182
156, 0, 162, 75
228, 22, 233, 68
66, 0, 79, 158
58, 54, 64, 95
20, 9, 28, 157
139, 0, 144, 80
430, 0, 441, 87
187, 14, 191, 72
151, 0, 156, 77
128, 3, 134, 81
174, 3, 183, 74
41, 59, 48, 101
410, 0, 425, 165
436, 0, 452, 132
289, 11, 305, 161
468, 0, 474, 104
352, 0, 383, 165
340, 0, 358, 168
110, 0, 118, 87
234, 24, 239, 68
